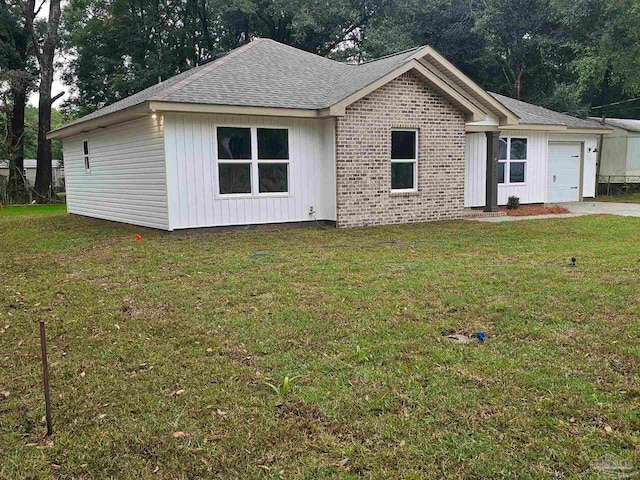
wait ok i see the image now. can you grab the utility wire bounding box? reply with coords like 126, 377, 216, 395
591, 97, 640, 110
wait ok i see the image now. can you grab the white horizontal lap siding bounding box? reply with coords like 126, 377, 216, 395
548, 133, 598, 198
465, 130, 548, 207
163, 113, 336, 229
63, 116, 169, 229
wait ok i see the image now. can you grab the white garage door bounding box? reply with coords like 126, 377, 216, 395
548, 143, 581, 203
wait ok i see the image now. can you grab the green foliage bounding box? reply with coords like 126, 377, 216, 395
61, 0, 388, 115
0, 106, 65, 160
507, 196, 520, 210
359, 0, 640, 116
264, 375, 300, 397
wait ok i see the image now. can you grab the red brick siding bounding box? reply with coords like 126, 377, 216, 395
335, 72, 466, 227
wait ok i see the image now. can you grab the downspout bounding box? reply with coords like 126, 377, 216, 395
595, 116, 605, 197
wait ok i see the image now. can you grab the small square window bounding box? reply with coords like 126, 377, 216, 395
218, 163, 251, 194
257, 129, 289, 159
498, 162, 505, 184
391, 162, 415, 190
217, 127, 251, 159
510, 162, 525, 183
258, 163, 288, 193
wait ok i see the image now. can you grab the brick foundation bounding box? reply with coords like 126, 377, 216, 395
335, 72, 466, 228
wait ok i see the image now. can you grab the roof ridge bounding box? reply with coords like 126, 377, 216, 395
152, 39, 265, 101
355, 46, 423, 65
258, 37, 348, 68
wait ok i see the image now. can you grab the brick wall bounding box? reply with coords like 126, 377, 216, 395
335, 72, 466, 228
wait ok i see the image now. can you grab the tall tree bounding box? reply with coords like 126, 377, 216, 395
23, 0, 62, 201
0, 0, 33, 203
62, 0, 388, 116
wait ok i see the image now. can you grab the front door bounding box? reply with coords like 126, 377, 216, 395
548, 143, 581, 203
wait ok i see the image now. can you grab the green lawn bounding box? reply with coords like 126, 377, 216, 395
0, 204, 67, 216
594, 193, 640, 203
1, 211, 639, 479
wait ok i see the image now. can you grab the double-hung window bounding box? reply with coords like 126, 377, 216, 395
83, 140, 91, 173
216, 126, 289, 196
391, 129, 418, 192
498, 137, 527, 184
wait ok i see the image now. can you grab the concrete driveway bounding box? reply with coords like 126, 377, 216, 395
563, 201, 640, 217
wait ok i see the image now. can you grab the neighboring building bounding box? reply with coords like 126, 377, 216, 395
0, 159, 65, 189
588, 118, 640, 184
48, 39, 612, 231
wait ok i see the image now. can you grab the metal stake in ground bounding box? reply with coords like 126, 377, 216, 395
39, 320, 53, 436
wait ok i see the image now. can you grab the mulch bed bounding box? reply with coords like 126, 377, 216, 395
500, 204, 570, 216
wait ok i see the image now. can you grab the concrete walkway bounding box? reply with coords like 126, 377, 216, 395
562, 201, 640, 217
470, 201, 640, 222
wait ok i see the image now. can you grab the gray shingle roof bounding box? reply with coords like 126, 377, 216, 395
58, 38, 609, 134
61, 39, 422, 129
590, 117, 640, 133
490, 92, 606, 130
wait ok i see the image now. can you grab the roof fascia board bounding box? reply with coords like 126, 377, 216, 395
466, 124, 613, 135
499, 124, 567, 132
47, 103, 152, 139
465, 125, 499, 132
416, 58, 488, 113
149, 101, 324, 118
410, 62, 486, 122
559, 128, 614, 135
419, 47, 519, 126
329, 60, 486, 122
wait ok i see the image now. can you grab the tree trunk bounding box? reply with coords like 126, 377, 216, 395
511, 64, 524, 100
8, 81, 29, 203
29, 0, 62, 202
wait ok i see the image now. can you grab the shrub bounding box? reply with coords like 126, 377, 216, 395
507, 196, 520, 210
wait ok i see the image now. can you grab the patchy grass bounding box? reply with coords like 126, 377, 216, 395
593, 193, 640, 203
1, 211, 639, 478
0, 204, 66, 216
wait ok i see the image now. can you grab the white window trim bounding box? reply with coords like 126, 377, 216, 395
498, 137, 527, 186
82, 139, 91, 173
213, 124, 291, 199
390, 128, 418, 193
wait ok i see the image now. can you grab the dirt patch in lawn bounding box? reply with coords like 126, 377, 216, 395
500, 204, 570, 216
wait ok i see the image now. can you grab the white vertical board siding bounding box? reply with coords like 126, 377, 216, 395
464, 130, 548, 207
164, 113, 336, 230
464, 133, 487, 207
63, 116, 169, 229
548, 133, 598, 198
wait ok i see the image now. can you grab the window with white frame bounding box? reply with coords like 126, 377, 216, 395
498, 137, 527, 184
83, 140, 91, 173
216, 126, 289, 196
391, 129, 418, 191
